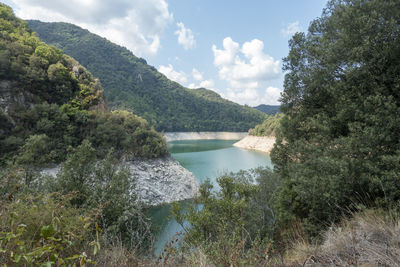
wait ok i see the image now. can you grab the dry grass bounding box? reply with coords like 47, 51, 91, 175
283, 210, 400, 267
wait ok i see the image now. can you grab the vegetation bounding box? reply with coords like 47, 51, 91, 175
27, 20, 267, 132
283, 210, 400, 266
271, 0, 400, 238
0, 5, 164, 264
253, 104, 280, 115
169, 167, 280, 266
2, 0, 400, 266
0, 142, 153, 266
0, 192, 99, 266
0, 4, 167, 165
248, 113, 283, 137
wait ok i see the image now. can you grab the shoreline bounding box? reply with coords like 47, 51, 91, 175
233, 135, 276, 154
164, 132, 247, 142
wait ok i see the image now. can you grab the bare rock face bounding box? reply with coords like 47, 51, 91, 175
130, 155, 199, 206
41, 155, 199, 206
0, 80, 35, 114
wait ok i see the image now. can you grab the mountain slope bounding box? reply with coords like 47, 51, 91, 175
253, 104, 280, 115
0, 5, 167, 165
27, 20, 267, 132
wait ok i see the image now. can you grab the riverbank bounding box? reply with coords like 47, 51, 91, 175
164, 132, 247, 141
41, 155, 199, 206
130, 156, 198, 206
233, 135, 276, 154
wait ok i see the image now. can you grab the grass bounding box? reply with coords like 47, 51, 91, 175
282, 210, 400, 267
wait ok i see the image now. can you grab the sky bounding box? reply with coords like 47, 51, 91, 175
3, 0, 327, 106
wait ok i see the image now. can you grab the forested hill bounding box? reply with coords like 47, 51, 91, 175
27, 20, 267, 132
0, 4, 167, 165
253, 104, 280, 115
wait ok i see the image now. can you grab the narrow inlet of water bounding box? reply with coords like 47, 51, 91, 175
150, 139, 272, 254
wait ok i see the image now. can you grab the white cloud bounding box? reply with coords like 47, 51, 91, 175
222, 86, 281, 106
212, 38, 280, 88
12, 0, 173, 56
158, 64, 187, 84
199, 79, 214, 88
188, 79, 214, 89
212, 37, 281, 105
175, 22, 195, 50
261, 87, 281, 105
281, 21, 301, 37
192, 68, 203, 81
212, 37, 239, 66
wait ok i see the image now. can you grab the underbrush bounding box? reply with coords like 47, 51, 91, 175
283, 210, 400, 267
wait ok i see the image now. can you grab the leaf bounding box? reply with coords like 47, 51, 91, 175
13, 253, 21, 263
41, 225, 55, 239
50, 253, 58, 262
39, 262, 52, 267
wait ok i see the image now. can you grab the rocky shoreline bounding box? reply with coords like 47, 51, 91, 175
129, 155, 198, 206
233, 135, 276, 154
164, 132, 247, 141
41, 155, 199, 206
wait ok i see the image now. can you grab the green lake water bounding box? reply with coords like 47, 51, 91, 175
151, 139, 272, 254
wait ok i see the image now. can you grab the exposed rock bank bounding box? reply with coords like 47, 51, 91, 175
41, 156, 198, 206
164, 132, 247, 141
233, 135, 276, 154
129, 156, 198, 206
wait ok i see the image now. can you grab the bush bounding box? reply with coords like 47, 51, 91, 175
0, 193, 99, 266
170, 167, 280, 266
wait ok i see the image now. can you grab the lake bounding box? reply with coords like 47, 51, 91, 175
151, 139, 273, 254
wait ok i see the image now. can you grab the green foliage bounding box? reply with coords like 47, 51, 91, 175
0, 193, 98, 266
272, 0, 400, 238
16, 134, 53, 166
47, 141, 153, 248
27, 20, 267, 132
171, 167, 279, 266
248, 113, 283, 136
0, 4, 102, 107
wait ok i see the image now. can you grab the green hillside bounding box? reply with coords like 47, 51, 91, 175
0, 5, 167, 165
253, 104, 280, 115
27, 20, 267, 132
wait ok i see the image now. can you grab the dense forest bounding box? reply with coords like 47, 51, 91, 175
1, 0, 400, 266
27, 20, 267, 132
0, 4, 167, 165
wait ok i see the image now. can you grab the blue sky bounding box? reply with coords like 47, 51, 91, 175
3, 0, 327, 106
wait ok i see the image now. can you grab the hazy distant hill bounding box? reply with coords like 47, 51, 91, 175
28, 20, 267, 132
253, 104, 280, 115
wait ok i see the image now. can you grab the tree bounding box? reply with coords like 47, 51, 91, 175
272, 0, 400, 237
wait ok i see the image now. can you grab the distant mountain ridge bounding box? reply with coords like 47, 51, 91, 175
27, 20, 267, 132
253, 104, 280, 115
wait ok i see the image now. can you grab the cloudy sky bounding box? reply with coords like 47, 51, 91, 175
3, 0, 327, 106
